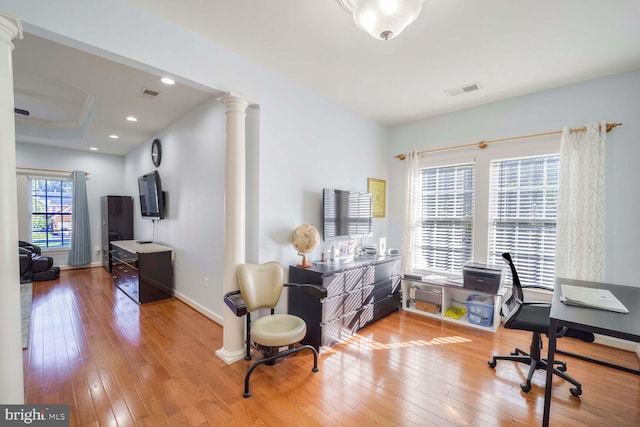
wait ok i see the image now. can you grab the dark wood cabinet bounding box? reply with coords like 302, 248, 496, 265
288, 256, 401, 351
111, 240, 174, 304
101, 196, 133, 272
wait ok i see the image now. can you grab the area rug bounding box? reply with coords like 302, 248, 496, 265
21, 282, 32, 350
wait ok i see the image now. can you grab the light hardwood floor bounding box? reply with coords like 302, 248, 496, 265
23, 268, 640, 426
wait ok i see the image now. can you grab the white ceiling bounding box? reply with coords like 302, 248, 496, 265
129, 0, 640, 125
12, 34, 215, 156
12, 1, 640, 156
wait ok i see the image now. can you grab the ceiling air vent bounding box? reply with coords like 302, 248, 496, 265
446, 82, 482, 97
138, 87, 160, 99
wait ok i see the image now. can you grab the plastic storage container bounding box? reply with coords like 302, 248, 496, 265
466, 294, 494, 326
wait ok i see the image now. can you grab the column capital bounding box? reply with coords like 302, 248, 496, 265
0, 12, 23, 46
217, 92, 250, 113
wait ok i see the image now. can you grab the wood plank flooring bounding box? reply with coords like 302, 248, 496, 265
23, 268, 640, 426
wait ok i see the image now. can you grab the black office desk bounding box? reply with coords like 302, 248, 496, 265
543, 277, 640, 426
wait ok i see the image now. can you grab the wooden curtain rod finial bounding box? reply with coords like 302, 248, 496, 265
395, 154, 407, 161
606, 122, 622, 133
478, 141, 488, 149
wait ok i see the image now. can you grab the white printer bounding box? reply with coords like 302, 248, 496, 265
462, 262, 504, 295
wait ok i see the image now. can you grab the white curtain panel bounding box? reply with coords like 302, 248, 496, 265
401, 151, 421, 273
556, 121, 606, 281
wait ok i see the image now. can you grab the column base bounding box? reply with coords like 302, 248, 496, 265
215, 347, 248, 365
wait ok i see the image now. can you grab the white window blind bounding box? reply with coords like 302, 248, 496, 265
488, 155, 559, 288
30, 178, 73, 248
415, 163, 474, 273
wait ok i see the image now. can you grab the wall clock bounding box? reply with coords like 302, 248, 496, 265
151, 139, 162, 167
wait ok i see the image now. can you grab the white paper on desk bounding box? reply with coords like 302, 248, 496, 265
560, 284, 629, 314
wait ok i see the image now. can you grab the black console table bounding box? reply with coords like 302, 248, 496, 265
288, 255, 401, 350
111, 240, 174, 304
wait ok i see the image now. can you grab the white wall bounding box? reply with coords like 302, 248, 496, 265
15, 142, 126, 267
123, 97, 227, 320
255, 74, 390, 265
387, 70, 640, 286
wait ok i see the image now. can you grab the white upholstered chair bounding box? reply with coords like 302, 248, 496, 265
224, 262, 323, 398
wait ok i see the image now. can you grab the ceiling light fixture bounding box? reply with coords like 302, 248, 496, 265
338, 0, 424, 41
89, 147, 98, 151
126, 116, 138, 122
109, 134, 119, 139
161, 77, 175, 85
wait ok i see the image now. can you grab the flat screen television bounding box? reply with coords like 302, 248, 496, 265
322, 188, 373, 241
138, 171, 165, 219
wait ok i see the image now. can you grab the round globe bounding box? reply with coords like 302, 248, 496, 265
290, 224, 320, 268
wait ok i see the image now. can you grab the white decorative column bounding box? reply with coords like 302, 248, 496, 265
0, 11, 24, 403
215, 92, 250, 364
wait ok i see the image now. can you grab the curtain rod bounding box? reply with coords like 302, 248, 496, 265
16, 167, 90, 176
393, 122, 623, 160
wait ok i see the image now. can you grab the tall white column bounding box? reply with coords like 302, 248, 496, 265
215, 93, 250, 364
0, 12, 24, 403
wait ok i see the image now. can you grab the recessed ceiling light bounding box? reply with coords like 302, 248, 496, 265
89, 147, 98, 151
126, 116, 138, 122
161, 77, 175, 85
109, 134, 119, 139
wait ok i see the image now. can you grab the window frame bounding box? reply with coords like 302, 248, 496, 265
415, 161, 475, 274
415, 135, 560, 276
488, 154, 560, 289
29, 177, 73, 250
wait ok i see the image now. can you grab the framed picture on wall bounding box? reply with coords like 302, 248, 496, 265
368, 178, 386, 218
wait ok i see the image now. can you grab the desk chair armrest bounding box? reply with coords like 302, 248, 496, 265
224, 290, 247, 317
284, 282, 328, 299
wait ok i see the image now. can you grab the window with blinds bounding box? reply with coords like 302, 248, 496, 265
415, 163, 474, 273
31, 178, 73, 248
488, 155, 559, 289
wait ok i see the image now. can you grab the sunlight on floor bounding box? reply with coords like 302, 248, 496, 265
324, 333, 473, 353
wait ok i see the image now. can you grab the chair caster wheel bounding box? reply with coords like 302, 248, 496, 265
488, 360, 497, 369
557, 365, 566, 372
520, 383, 531, 393
570, 387, 582, 397
243, 392, 251, 398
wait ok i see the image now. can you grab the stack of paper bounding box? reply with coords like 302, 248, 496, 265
560, 284, 629, 314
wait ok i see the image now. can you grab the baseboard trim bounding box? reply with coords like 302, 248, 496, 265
593, 335, 640, 367
595, 334, 640, 353
173, 290, 223, 326
59, 262, 103, 271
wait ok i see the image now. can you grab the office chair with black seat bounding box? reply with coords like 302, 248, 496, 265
224, 262, 325, 398
488, 253, 594, 396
